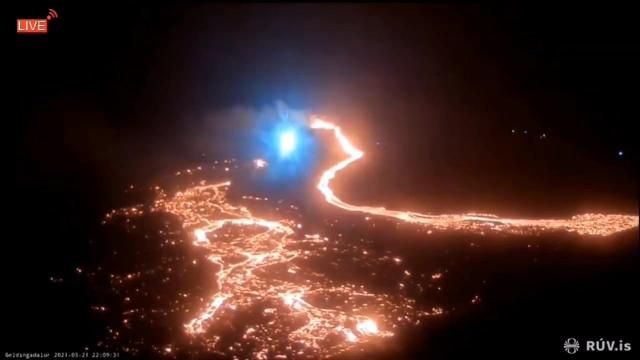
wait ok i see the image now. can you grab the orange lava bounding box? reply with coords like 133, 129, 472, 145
147, 180, 422, 358
310, 117, 638, 236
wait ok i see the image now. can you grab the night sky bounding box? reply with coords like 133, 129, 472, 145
11, 3, 638, 359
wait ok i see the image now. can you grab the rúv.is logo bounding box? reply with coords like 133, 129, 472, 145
564, 337, 632, 355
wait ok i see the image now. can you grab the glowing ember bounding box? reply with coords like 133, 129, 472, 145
356, 318, 379, 335
194, 228, 207, 243
310, 117, 638, 236
254, 158, 268, 168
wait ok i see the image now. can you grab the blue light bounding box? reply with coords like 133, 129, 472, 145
279, 130, 297, 157
251, 116, 317, 184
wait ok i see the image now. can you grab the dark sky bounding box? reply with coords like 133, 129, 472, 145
15, 3, 637, 213
9, 3, 639, 354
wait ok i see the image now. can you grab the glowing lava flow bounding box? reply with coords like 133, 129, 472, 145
143, 180, 423, 358
311, 117, 638, 236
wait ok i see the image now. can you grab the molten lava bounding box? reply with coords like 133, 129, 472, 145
310, 117, 638, 236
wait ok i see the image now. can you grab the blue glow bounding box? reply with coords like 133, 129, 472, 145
279, 130, 297, 157
248, 103, 318, 185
